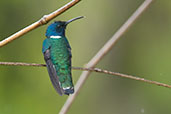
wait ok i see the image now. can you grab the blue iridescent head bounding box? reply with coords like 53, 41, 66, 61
46, 16, 84, 37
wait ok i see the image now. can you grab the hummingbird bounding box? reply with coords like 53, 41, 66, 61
42, 16, 84, 95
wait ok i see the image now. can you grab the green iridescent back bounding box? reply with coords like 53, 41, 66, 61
49, 37, 73, 88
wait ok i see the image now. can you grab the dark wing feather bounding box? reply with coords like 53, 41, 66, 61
43, 49, 64, 95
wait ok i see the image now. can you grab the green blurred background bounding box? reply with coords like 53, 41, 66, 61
0, 0, 171, 114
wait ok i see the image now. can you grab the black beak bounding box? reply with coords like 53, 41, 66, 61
65, 16, 84, 25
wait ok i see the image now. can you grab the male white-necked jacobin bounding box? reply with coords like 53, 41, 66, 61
42, 16, 84, 95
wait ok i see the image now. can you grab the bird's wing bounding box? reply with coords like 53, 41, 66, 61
42, 39, 64, 95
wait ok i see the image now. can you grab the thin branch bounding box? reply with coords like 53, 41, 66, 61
0, 61, 171, 89
60, 0, 153, 114
0, 0, 81, 47
0, 62, 46, 67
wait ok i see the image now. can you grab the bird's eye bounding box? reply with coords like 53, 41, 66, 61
57, 25, 60, 28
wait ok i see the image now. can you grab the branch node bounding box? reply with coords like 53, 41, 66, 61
40, 15, 49, 25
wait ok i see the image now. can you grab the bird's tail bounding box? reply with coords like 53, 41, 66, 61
63, 87, 74, 95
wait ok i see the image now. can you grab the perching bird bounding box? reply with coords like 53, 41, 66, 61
42, 16, 84, 95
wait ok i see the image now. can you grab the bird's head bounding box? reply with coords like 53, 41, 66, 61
46, 16, 84, 38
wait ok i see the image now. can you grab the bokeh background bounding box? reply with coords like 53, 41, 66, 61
0, 0, 171, 114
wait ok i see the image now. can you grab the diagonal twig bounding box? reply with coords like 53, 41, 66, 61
0, 0, 81, 47
0, 61, 171, 89
59, 0, 153, 114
